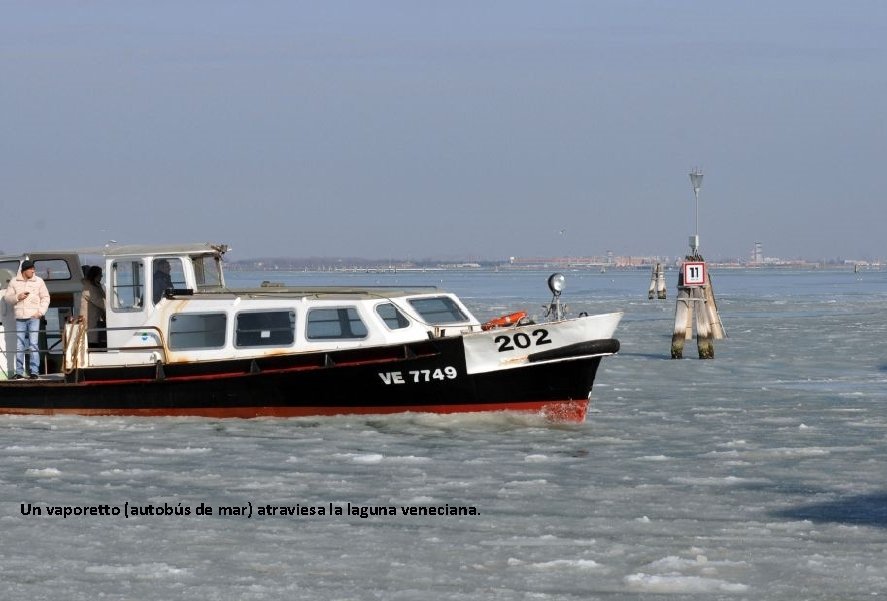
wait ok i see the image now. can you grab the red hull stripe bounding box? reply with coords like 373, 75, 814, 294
74, 355, 436, 386
0, 399, 588, 422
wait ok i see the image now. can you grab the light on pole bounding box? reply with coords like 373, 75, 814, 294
688, 168, 703, 255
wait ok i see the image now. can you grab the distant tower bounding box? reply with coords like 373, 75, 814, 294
606, 250, 614, 265
752, 242, 763, 264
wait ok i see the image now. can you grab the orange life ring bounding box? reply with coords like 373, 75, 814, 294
482, 311, 528, 331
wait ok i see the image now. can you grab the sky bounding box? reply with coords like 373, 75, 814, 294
2, 1, 886, 262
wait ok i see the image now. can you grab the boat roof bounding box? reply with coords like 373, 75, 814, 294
0, 243, 228, 261
91, 243, 228, 257
206, 285, 444, 300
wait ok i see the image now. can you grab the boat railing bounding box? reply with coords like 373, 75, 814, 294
60, 320, 169, 374
1, 324, 69, 377
101, 325, 168, 359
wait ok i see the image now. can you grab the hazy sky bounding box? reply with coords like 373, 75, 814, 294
2, 1, 885, 261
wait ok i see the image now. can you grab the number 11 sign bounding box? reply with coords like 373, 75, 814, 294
682, 261, 706, 287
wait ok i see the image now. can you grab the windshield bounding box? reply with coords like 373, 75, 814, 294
407, 296, 469, 325
192, 254, 224, 289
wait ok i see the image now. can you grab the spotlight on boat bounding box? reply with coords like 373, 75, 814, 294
546, 273, 567, 321
548, 272, 566, 296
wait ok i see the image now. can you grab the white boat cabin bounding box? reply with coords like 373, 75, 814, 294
0, 243, 482, 376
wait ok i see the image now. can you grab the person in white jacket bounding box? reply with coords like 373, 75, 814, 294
3, 260, 51, 379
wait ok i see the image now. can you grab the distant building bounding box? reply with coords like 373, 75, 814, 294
751, 242, 764, 265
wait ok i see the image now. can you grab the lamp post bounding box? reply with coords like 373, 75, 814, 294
688, 168, 703, 255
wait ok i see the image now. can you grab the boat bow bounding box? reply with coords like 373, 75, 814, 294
462, 311, 622, 374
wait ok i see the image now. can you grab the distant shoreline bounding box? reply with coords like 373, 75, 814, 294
226, 260, 884, 273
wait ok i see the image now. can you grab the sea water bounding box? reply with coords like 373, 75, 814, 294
1, 268, 886, 600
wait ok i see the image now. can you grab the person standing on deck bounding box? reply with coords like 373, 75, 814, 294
3, 260, 51, 379
80, 265, 106, 348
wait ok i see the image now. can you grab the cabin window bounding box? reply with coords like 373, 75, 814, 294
0, 261, 19, 286
235, 310, 296, 347
111, 260, 145, 312
33, 259, 73, 281
407, 296, 468, 325
169, 313, 227, 350
0, 259, 72, 283
375, 303, 410, 330
192, 254, 224, 290
152, 257, 187, 304
306, 307, 368, 340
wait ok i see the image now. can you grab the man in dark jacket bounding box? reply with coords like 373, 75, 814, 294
152, 259, 173, 304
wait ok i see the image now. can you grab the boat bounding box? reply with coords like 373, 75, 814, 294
0, 243, 621, 421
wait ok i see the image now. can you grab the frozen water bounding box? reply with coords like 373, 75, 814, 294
2, 268, 886, 600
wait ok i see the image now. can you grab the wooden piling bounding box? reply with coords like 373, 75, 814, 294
649, 263, 667, 300
702, 277, 725, 339
693, 286, 714, 358
648, 265, 657, 299
670, 287, 691, 358
671, 256, 724, 359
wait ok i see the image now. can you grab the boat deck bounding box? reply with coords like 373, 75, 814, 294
2, 374, 67, 384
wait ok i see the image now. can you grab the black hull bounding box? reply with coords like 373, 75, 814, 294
0, 337, 619, 421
